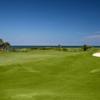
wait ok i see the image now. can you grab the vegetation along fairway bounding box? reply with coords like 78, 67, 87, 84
0, 50, 100, 100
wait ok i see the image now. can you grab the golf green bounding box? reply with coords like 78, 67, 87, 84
0, 50, 100, 100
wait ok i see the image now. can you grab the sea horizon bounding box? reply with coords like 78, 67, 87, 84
12, 45, 100, 49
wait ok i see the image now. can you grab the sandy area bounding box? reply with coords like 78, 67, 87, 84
92, 53, 100, 57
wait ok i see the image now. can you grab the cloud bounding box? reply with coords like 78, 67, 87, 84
85, 35, 100, 40
84, 31, 100, 42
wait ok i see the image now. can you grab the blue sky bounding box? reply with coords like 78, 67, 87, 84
0, 0, 100, 45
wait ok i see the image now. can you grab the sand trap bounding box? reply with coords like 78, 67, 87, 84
92, 53, 100, 57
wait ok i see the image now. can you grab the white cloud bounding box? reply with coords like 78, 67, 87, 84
86, 35, 100, 40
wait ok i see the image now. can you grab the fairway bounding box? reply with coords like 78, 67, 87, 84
0, 50, 100, 100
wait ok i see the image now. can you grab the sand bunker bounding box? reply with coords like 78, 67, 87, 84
92, 53, 100, 57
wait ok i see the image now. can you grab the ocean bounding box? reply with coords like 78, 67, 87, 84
12, 45, 100, 49
12, 45, 82, 49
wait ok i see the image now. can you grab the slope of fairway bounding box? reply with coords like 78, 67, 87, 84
0, 50, 100, 100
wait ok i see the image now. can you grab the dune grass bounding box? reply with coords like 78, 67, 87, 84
0, 50, 100, 100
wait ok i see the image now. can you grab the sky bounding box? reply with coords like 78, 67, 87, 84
0, 0, 100, 45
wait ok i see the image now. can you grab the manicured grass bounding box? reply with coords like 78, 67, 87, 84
0, 50, 100, 100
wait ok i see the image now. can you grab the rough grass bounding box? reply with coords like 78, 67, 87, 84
0, 50, 100, 100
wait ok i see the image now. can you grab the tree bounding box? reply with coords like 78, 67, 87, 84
58, 44, 62, 51
0, 39, 4, 45
0, 38, 11, 51
82, 44, 91, 51
3, 42, 11, 51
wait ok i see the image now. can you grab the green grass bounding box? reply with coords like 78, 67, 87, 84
0, 50, 100, 100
